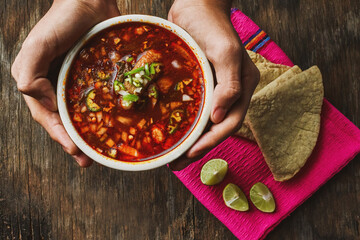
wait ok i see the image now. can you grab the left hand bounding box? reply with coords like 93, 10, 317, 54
168, 0, 259, 170
11, 0, 120, 167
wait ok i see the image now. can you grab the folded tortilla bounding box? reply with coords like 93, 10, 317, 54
246, 66, 323, 181
236, 51, 292, 141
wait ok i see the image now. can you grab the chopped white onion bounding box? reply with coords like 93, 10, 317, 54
135, 73, 141, 78
121, 99, 133, 110
171, 60, 181, 69
119, 90, 129, 96
109, 51, 116, 60
182, 94, 193, 101
140, 70, 145, 76
134, 87, 142, 93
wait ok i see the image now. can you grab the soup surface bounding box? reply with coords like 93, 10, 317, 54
66, 22, 204, 161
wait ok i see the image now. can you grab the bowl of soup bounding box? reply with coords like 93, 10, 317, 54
57, 15, 213, 171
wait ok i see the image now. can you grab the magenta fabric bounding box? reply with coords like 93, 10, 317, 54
172, 9, 360, 240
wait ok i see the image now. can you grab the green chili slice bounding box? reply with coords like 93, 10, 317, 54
114, 80, 125, 93
170, 109, 184, 123
150, 64, 155, 75
86, 90, 102, 112
150, 63, 162, 75
144, 63, 150, 76
132, 79, 142, 88
143, 75, 151, 81
123, 94, 139, 102
124, 66, 145, 77
114, 83, 120, 92
149, 85, 158, 98
168, 124, 178, 134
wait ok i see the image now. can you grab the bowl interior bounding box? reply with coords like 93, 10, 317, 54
57, 15, 213, 171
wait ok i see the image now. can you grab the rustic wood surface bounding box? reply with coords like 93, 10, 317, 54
1, 0, 359, 239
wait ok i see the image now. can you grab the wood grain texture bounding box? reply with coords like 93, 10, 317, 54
1, 0, 359, 239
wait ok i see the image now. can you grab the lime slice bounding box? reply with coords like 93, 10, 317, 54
200, 159, 228, 185
250, 182, 276, 213
222, 183, 249, 211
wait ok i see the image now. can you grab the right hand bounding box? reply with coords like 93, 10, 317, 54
11, 0, 120, 167
168, 0, 260, 170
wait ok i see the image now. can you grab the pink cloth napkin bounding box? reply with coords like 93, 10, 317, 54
173, 9, 360, 240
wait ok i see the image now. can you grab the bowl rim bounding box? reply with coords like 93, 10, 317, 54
57, 14, 213, 171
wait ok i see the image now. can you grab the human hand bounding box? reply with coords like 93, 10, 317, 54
11, 0, 120, 167
168, 0, 260, 170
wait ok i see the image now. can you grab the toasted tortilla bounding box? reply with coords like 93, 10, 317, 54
236, 51, 293, 140
236, 121, 256, 141
246, 66, 323, 181
246, 50, 291, 94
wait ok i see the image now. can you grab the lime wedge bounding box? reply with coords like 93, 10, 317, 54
222, 183, 249, 211
249, 182, 276, 213
200, 159, 228, 185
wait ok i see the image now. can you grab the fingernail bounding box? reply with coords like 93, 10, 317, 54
187, 143, 207, 158
213, 107, 226, 123
40, 96, 57, 111
73, 153, 93, 168
187, 149, 204, 159
73, 155, 82, 165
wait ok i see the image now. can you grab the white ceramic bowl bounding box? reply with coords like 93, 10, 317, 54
57, 15, 213, 171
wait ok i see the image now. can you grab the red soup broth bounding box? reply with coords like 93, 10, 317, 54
66, 22, 204, 161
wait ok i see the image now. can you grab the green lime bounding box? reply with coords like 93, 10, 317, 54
222, 183, 249, 211
200, 159, 228, 185
249, 182, 276, 213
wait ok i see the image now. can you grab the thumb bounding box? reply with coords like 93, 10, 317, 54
211, 60, 242, 123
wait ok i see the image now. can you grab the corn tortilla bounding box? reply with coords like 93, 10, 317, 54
246, 66, 323, 181
236, 52, 297, 140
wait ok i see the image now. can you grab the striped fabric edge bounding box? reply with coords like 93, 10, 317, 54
231, 8, 272, 53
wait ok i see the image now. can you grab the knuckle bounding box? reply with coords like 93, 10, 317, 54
225, 42, 242, 58
208, 38, 242, 63
66, 146, 79, 156
225, 79, 242, 97
11, 60, 19, 80
17, 81, 32, 95
21, 35, 40, 49
167, 5, 177, 22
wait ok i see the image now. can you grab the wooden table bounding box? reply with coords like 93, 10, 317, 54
1, 0, 359, 239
